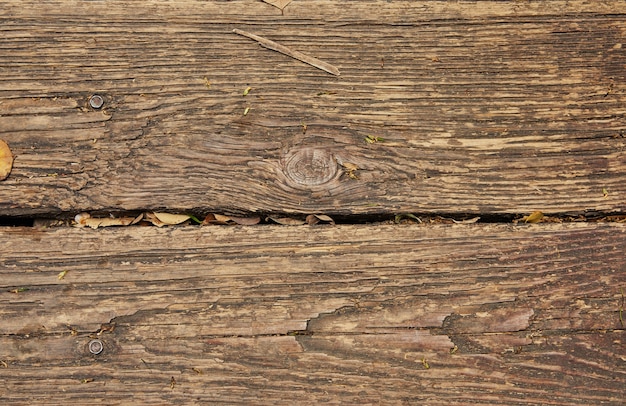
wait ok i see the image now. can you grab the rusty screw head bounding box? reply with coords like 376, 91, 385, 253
89, 94, 104, 109
88, 339, 104, 355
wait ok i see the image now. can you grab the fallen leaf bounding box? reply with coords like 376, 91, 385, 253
394, 213, 422, 224
148, 212, 191, 227
0, 139, 14, 181
57, 270, 69, 280
75, 213, 142, 229
243, 86, 252, 96
243, 107, 250, 116
365, 135, 385, 144
262, 0, 293, 10
266, 216, 305, 225
523, 211, 544, 223
341, 162, 359, 179
202, 213, 261, 226
306, 214, 335, 225
452, 216, 481, 224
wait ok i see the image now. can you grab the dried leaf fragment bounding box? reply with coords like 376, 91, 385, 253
523, 211, 544, 223
365, 135, 385, 144
266, 216, 306, 225
147, 212, 191, 227
57, 270, 69, 280
394, 213, 422, 224
341, 162, 359, 179
243, 86, 252, 96
452, 216, 481, 224
261, 0, 293, 11
74, 213, 143, 229
202, 213, 261, 226
306, 214, 335, 225
0, 139, 14, 181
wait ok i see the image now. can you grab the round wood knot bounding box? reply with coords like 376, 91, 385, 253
283, 147, 339, 189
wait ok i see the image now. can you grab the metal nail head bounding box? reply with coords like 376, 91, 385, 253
88, 339, 104, 355
89, 94, 104, 109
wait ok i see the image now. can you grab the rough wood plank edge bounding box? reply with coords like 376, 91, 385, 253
0, 223, 624, 404
233, 28, 340, 76
1, 1, 624, 215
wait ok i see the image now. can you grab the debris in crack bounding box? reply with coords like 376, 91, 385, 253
0, 139, 14, 181
305, 214, 335, 225
74, 213, 143, 229
202, 213, 261, 226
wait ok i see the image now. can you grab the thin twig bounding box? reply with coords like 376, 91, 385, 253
233, 28, 340, 76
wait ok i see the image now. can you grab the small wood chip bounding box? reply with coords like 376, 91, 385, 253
233, 28, 340, 76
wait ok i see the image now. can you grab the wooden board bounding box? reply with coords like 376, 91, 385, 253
1, 223, 624, 404
1, 0, 625, 215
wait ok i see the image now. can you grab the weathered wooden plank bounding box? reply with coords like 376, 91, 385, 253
1, 223, 624, 404
1, 0, 625, 215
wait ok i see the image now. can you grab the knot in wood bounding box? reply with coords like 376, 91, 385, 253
283, 147, 338, 189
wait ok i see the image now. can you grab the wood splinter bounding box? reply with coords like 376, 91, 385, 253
233, 28, 340, 76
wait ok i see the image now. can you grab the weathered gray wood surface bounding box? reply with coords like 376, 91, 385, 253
1, 0, 625, 215
1, 224, 624, 404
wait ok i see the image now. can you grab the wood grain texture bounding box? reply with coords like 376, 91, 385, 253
1, 223, 624, 404
0, 0, 625, 215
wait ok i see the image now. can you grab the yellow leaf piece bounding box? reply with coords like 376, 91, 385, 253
524, 211, 544, 223
603, 188, 609, 198
365, 135, 384, 144
57, 270, 69, 280
341, 162, 359, 179
243, 107, 250, 116
243, 86, 252, 96
0, 139, 14, 181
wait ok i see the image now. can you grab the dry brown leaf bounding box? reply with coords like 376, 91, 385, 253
74, 213, 142, 229
262, 0, 293, 10
523, 211, 544, 223
266, 216, 305, 225
202, 214, 261, 226
306, 214, 335, 225
0, 139, 14, 181
145, 212, 190, 227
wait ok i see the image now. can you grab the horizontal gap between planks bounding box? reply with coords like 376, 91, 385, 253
0, 210, 625, 228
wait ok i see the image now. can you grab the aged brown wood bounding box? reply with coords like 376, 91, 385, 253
1, 223, 624, 404
1, 0, 625, 215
